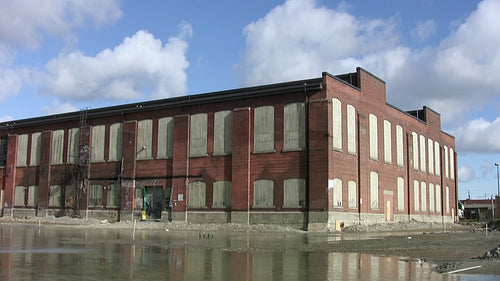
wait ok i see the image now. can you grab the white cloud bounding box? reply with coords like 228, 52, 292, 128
39, 24, 191, 101
411, 20, 436, 42
451, 117, 500, 153
0, 0, 122, 49
41, 100, 78, 115
0, 115, 13, 122
458, 165, 475, 183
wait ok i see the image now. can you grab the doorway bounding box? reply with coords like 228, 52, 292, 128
145, 186, 163, 220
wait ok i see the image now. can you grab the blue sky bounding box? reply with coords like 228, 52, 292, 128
1, 0, 499, 199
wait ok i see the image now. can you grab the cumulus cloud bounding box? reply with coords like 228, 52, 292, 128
237, 0, 500, 125
458, 165, 475, 183
41, 100, 78, 115
411, 20, 436, 42
451, 117, 500, 153
39, 23, 192, 101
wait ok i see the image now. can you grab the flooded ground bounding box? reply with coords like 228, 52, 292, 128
0, 223, 495, 280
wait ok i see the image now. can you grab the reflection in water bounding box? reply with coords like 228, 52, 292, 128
0, 224, 462, 280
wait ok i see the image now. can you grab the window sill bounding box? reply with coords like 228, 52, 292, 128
211, 153, 232, 157
189, 154, 209, 158
252, 150, 276, 154
281, 148, 305, 153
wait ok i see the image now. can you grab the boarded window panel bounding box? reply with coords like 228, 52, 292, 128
370, 171, 378, 209
396, 125, 404, 167
383, 120, 392, 163
51, 130, 64, 164
332, 178, 343, 208
445, 186, 450, 213
89, 185, 103, 207
283, 178, 305, 208
436, 185, 442, 212
419, 135, 426, 173
429, 183, 435, 212
332, 98, 342, 150
412, 132, 418, 170
213, 181, 232, 208
348, 180, 357, 209
107, 184, 121, 208
14, 186, 25, 206
30, 132, 41, 166
397, 177, 405, 211
347, 104, 356, 154
157, 117, 174, 158
254, 106, 274, 152
253, 179, 274, 208
413, 180, 419, 211
421, 182, 427, 212
16, 134, 28, 167
27, 186, 38, 207
188, 181, 206, 208
190, 114, 208, 156
65, 185, 76, 208
369, 114, 378, 160
91, 125, 105, 162
67, 128, 80, 164
427, 139, 434, 175
135, 188, 144, 210
434, 141, 441, 176
109, 123, 123, 161
49, 185, 62, 207
450, 148, 455, 179
444, 146, 449, 178
214, 111, 233, 155
137, 120, 153, 160
284, 103, 305, 150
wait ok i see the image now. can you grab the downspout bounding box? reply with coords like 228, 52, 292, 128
304, 95, 310, 231
406, 132, 412, 221
357, 112, 362, 222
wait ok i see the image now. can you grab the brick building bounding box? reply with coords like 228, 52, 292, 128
0, 67, 458, 229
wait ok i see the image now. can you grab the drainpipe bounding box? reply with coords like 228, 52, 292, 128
304, 96, 310, 230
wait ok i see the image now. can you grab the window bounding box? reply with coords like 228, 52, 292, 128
444, 146, 449, 178
348, 180, 357, 209
434, 141, 441, 176
284, 103, 305, 151
413, 180, 419, 211
383, 120, 392, 163
137, 120, 153, 160
450, 148, 455, 179
109, 123, 123, 161
188, 181, 206, 208
135, 188, 144, 210
30, 132, 41, 166
0, 136, 7, 166
213, 181, 231, 208
14, 186, 26, 206
429, 183, 435, 212
67, 128, 80, 164
51, 130, 64, 164
421, 182, 427, 212
412, 132, 418, 170
331, 178, 343, 208
332, 98, 342, 150
419, 135, 426, 172
65, 185, 76, 208
396, 125, 404, 167
283, 178, 305, 208
369, 114, 378, 160
436, 185, 442, 212
370, 171, 378, 209
253, 179, 274, 208
445, 186, 450, 213
397, 177, 405, 211
254, 106, 274, 153
16, 134, 28, 167
158, 117, 174, 158
49, 185, 62, 207
107, 184, 121, 208
27, 186, 38, 207
89, 184, 103, 207
427, 139, 434, 174
214, 111, 233, 155
190, 114, 208, 156
91, 125, 105, 162
347, 104, 356, 155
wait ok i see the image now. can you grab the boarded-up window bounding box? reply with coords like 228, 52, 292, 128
253, 179, 274, 208
30, 132, 41, 166
137, 120, 153, 160
109, 123, 123, 161
419, 135, 426, 173
332, 98, 342, 150
213, 181, 231, 208
283, 178, 305, 208
396, 125, 404, 167
412, 132, 418, 170
14, 186, 25, 206
51, 130, 64, 164
331, 178, 343, 208
49, 185, 62, 207
450, 148, 455, 179
369, 114, 378, 160
444, 146, 449, 178
421, 182, 427, 212
397, 177, 405, 211
383, 120, 392, 163
434, 141, 441, 176
370, 172, 378, 209
107, 184, 121, 208
157, 117, 174, 158
190, 114, 208, 156
16, 134, 28, 167
429, 183, 435, 212
188, 181, 206, 208
427, 139, 434, 174
89, 184, 103, 207
254, 106, 274, 153
65, 185, 76, 208
413, 180, 419, 211
436, 185, 442, 212
27, 186, 38, 207
135, 188, 144, 210
284, 103, 305, 151
67, 128, 80, 164
214, 111, 233, 155
348, 180, 357, 209
91, 125, 105, 162
347, 104, 356, 154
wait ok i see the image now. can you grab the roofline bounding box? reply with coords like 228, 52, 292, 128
0, 77, 323, 130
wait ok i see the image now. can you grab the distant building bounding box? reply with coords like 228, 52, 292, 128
460, 197, 499, 221
0, 67, 458, 229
